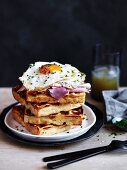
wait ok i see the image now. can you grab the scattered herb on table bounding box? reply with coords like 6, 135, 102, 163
108, 132, 117, 137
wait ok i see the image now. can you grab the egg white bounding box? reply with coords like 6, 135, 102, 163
19, 62, 86, 90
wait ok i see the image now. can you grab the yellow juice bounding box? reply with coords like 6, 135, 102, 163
91, 66, 119, 100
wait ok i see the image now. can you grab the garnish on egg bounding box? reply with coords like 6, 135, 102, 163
19, 61, 87, 90
39, 64, 62, 74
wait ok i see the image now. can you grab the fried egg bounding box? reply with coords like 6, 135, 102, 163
19, 62, 86, 90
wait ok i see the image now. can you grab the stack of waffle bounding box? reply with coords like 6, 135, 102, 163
12, 62, 90, 136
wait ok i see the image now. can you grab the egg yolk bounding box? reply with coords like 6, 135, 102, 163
39, 64, 62, 74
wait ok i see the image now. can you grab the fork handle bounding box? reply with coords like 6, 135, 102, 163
47, 146, 108, 169
43, 145, 107, 162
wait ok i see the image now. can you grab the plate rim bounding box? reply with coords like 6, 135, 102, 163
0, 102, 104, 146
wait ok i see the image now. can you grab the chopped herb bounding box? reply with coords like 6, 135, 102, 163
109, 132, 117, 136
115, 119, 127, 128
71, 70, 75, 75
29, 63, 35, 68
80, 72, 85, 76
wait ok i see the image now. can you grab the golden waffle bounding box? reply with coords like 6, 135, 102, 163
24, 107, 84, 125
12, 87, 82, 116
12, 85, 86, 104
12, 105, 74, 136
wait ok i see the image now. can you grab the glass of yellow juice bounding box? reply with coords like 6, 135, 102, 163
91, 44, 121, 101
91, 66, 120, 100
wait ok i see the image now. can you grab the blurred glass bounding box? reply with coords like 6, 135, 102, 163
91, 44, 120, 101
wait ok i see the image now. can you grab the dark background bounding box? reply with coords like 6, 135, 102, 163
1, 0, 127, 86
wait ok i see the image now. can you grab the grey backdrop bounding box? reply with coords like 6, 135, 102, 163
0, 0, 127, 86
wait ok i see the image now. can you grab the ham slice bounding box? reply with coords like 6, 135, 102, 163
70, 84, 91, 93
48, 84, 91, 99
17, 85, 26, 92
69, 87, 89, 93
48, 87, 68, 99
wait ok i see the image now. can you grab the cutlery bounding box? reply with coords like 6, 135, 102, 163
43, 140, 127, 169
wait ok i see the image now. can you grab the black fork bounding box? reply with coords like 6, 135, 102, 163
43, 140, 127, 169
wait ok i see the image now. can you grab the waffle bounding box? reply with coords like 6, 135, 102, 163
12, 85, 86, 104
12, 105, 75, 136
12, 86, 82, 116
24, 106, 84, 125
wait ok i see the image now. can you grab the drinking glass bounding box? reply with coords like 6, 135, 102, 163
91, 44, 120, 101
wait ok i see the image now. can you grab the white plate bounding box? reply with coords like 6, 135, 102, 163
4, 104, 96, 142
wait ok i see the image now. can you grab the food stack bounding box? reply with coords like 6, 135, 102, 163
12, 62, 90, 136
